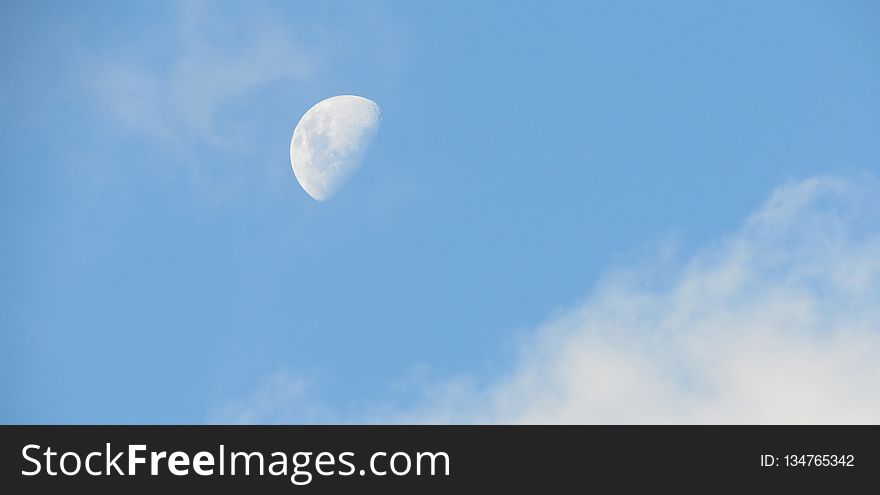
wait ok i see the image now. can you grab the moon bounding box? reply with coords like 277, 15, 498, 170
290, 95, 381, 201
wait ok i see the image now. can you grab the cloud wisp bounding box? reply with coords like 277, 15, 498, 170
88, 1, 312, 145
209, 370, 336, 425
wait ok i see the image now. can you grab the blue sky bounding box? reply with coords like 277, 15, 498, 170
2, 1, 880, 423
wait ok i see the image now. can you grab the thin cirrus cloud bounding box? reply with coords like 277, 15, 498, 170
217, 174, 880, 424
87, 2, 313, 145
209, 370, 337, 425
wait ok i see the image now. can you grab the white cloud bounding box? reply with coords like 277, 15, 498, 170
88, 1, 313, 144
405, 175, 880, 424
212, 174, 880, 424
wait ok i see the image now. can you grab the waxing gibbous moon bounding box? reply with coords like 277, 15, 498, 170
290, 95, 381, 201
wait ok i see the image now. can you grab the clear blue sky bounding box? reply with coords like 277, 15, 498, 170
2, 0, 879, 423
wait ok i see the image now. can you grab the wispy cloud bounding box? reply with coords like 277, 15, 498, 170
219, 174, 880, 424
87, 1, 313, 145
208, 370, 334, 424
